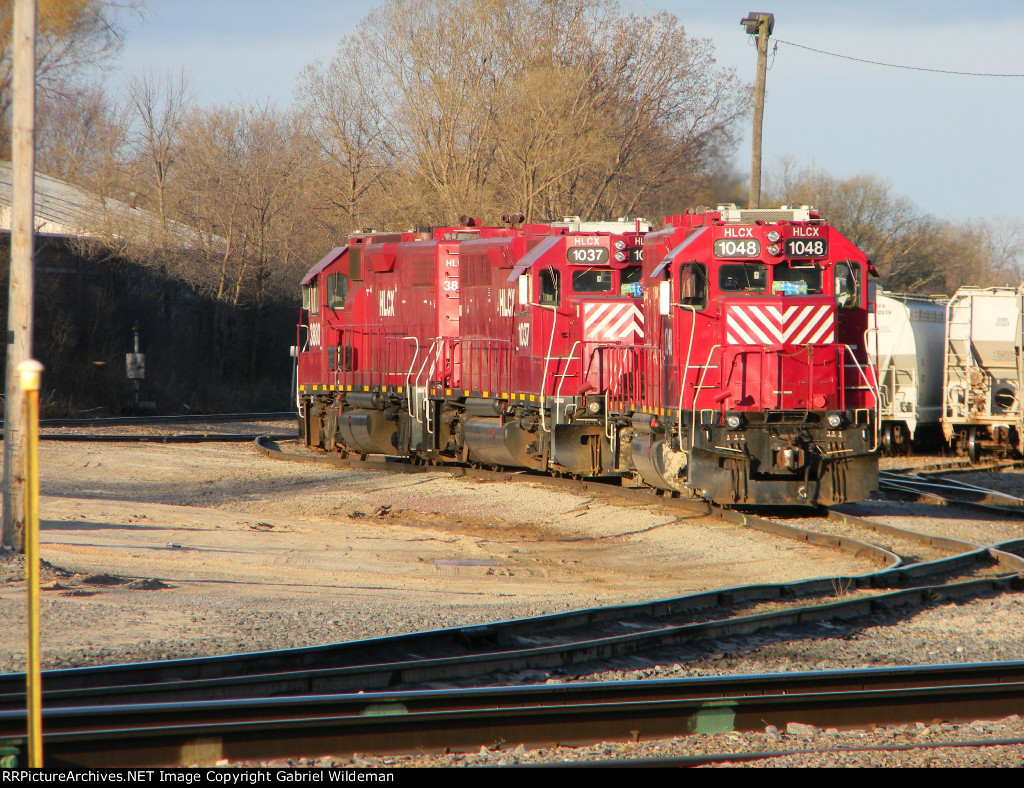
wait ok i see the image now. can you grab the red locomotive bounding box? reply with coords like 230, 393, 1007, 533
296, 206, 880, 506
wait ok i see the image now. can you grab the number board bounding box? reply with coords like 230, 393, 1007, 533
784, 238, 828, 258
713, 239, 761, 258
567, 247, 609, 264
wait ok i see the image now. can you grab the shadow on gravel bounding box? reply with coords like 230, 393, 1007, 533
41, 520, 174, 532
41, 475, 338, 507
832, 500, 1020, 523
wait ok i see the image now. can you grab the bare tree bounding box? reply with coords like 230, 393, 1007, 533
123, 68, 194, 232
36, 79, 121, 189
0, 0, 135, 153
296, 53, 394, 236
302, 0, 747, 227
767, 160, 1024, 294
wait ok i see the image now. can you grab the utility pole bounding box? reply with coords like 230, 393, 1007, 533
2, 0, 37, 552
741, 11, 774, 210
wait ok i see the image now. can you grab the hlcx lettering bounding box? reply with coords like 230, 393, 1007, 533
498, 288, 516, 317
378, 290, 396, 317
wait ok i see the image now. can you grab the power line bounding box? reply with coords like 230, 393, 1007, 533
776, 38, 1024, 78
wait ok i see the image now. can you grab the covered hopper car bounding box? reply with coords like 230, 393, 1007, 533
942, 285, 1024, 461
868, 290, 947, 455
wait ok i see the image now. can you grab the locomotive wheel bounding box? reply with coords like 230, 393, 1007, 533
967, 426, 982, 463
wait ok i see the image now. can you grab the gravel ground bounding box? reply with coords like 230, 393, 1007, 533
2, 438, 1023, 767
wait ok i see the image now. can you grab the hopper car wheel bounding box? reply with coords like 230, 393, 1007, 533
881, 425, 893, 455
967, 426, 982, 464
890, 423, 909, 455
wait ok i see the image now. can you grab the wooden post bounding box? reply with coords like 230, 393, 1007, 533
2, 0, 37, 552
742, 12, 774, 211
20, 359, 43, 767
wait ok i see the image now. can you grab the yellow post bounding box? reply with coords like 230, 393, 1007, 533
19, 359, 43, 767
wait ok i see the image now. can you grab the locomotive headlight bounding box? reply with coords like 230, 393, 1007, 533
825, 411, 844, 428
614, 240, 626, 250
614, 251, 627, 261
767, 244, 781, 256
724, 413, 744, 430
586, 399, 602, 414
767, 230, 781, 243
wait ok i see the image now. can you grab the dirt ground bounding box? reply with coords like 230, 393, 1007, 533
0, 439, 880, 672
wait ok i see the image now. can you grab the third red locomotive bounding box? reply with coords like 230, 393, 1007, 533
296, 205, 880, 506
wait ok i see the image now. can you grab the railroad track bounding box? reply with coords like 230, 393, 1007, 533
886, 458, 1024, 477
879, 471, 1024, 515
5, 661, 1024, 767
1, 441, 1019, 710
3, 437, 1020, 765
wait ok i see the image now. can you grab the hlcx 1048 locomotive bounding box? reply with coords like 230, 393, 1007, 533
296, 205, 881, 506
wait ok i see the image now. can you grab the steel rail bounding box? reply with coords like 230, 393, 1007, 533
886, 459, 1024, 477
0, 438, 1012, 710
877, 476, 1024, 516
0, 538, 1019, 711
6, 662, 1024, 767
1, 439, 1018, 740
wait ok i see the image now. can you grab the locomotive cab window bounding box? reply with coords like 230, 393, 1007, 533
834, 261, 861, 309
719, 263, 767, 293
302, 281, 319, 315
540, 268, 561, 306
772, 264, 822, 296
621, 265, 643, 284
620, 265, 644, 297
573, 269, 613, 293
326, 272, 349, 310
678, 263, 708, 309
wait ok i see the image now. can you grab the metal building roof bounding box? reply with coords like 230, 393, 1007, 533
0, 162, 206, 249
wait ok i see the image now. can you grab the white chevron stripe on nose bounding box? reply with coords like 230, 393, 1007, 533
583, 302, 645, 342
726, 303, 834, 346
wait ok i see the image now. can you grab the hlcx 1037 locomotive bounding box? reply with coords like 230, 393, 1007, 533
296, 205, 881, 506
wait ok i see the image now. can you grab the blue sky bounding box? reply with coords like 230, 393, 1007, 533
112, 1, 1024, 222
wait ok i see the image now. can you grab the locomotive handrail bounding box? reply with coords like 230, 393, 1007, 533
457, 337, 512, 397
538, 303, 559, 434
690, 344, 721, 449
549, 341, 582, 463
582, 343, 634, 446
676, 304, 700, 435
843, 344, 881, 452
409, 337, 443, 431
402, 337, 420, 403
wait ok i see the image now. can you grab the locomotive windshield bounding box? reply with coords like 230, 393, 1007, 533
771, 264, 822, 296
720, 263, 767, 293
573, 269, 614, 293
622, 265, 642, 284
